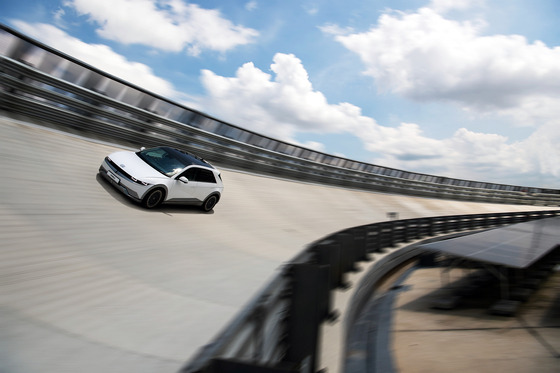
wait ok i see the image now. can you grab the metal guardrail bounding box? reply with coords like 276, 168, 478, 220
180, 210, 560, 372
1, 24, 559, 206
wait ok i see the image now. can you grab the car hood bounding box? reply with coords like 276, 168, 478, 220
109, 151, 165, 179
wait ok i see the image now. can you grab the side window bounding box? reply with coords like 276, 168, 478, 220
197, 169, 217, 184
181, 167, 198, 181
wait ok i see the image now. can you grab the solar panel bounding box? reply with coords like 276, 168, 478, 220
419, 217, 560, 268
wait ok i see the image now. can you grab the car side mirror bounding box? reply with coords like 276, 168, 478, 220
179, 176, 189, 183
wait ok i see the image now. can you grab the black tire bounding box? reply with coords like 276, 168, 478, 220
202, 194, 219, 212
142, 188, 165, 209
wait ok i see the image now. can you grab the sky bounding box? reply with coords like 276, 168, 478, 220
1, 0, 560, 188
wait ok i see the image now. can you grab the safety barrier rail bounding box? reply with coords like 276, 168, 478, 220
180, 209, 560, 372
1, 24, 560, 206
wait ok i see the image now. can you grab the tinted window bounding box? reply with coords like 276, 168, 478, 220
137, 146, 213, 177
180, 168, 216, 183
197, 169, 216, 183
182, 168, 198, 180
137, 147, 189, 176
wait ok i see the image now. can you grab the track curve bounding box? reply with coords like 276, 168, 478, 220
0, 116, 551, 373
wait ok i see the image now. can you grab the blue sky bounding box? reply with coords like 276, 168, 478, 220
2, 0, 560, 188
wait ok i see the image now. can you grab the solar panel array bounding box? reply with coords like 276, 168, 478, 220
419, 217, 560, 268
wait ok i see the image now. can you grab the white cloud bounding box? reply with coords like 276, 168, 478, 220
303, 3, 319, 16
64, 0, 259, 55
200, 53, 380, 141
390, 124, 560, 187
200, 53, 454, 166
359, 122, 446, 161
330, 7, 560, 117
245, 1, 258, 11
319, 23, 354, 36
522, 122, 560, 177
53, 8, 66, 27
300, 140, 326, 152
13, 21, 176, 97
356, 123, 543, 185
428, 0, 483, 14
313, 3, 560, 185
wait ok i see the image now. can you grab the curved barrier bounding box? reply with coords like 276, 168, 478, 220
180, 210, 560, 372
1, 24, 560, 206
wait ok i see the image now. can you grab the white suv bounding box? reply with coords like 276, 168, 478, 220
99, 146, 223, 211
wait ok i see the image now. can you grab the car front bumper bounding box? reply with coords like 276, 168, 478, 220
99, 158, 146, 202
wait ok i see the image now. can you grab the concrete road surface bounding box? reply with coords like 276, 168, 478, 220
0, 116, 553, 373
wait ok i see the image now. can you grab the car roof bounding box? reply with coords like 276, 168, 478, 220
156, 146, 215, 169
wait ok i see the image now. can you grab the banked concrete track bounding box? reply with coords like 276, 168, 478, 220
0, 116, 554, 373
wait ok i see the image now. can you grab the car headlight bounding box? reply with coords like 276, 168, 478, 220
130, 176, 150, 186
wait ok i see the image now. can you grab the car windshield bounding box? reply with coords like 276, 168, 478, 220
136, 147, 193, 177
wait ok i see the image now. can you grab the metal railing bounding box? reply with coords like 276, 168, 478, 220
180, 210, 560, 372
1, 24, 559, 206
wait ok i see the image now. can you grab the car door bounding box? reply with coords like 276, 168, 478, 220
193, 168, 219, 200
167, 167, 202, 203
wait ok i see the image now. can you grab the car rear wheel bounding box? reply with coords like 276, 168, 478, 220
142, 188, 164, 209
202, 194, 218, 212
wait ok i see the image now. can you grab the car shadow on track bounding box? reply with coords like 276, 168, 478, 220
96, 173, 213, 215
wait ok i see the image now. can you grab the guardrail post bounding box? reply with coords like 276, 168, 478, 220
378, 221, 394, 249
471, 215, 480, 229
446, 216, 456, 233
314, 240, 345, 289
418, 218, 428, 238
353, 227, 368, 262
426, 217, 435, 236
482, 214, 491, 228
367, 224, 383, 253
337, 233, 360, 274
405, 218, 420, 241
284, 263, 330, 373
403, 220, 411, 241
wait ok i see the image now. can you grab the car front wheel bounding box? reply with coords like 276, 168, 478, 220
202, 194, 219, 212
142, 188, 164, 209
